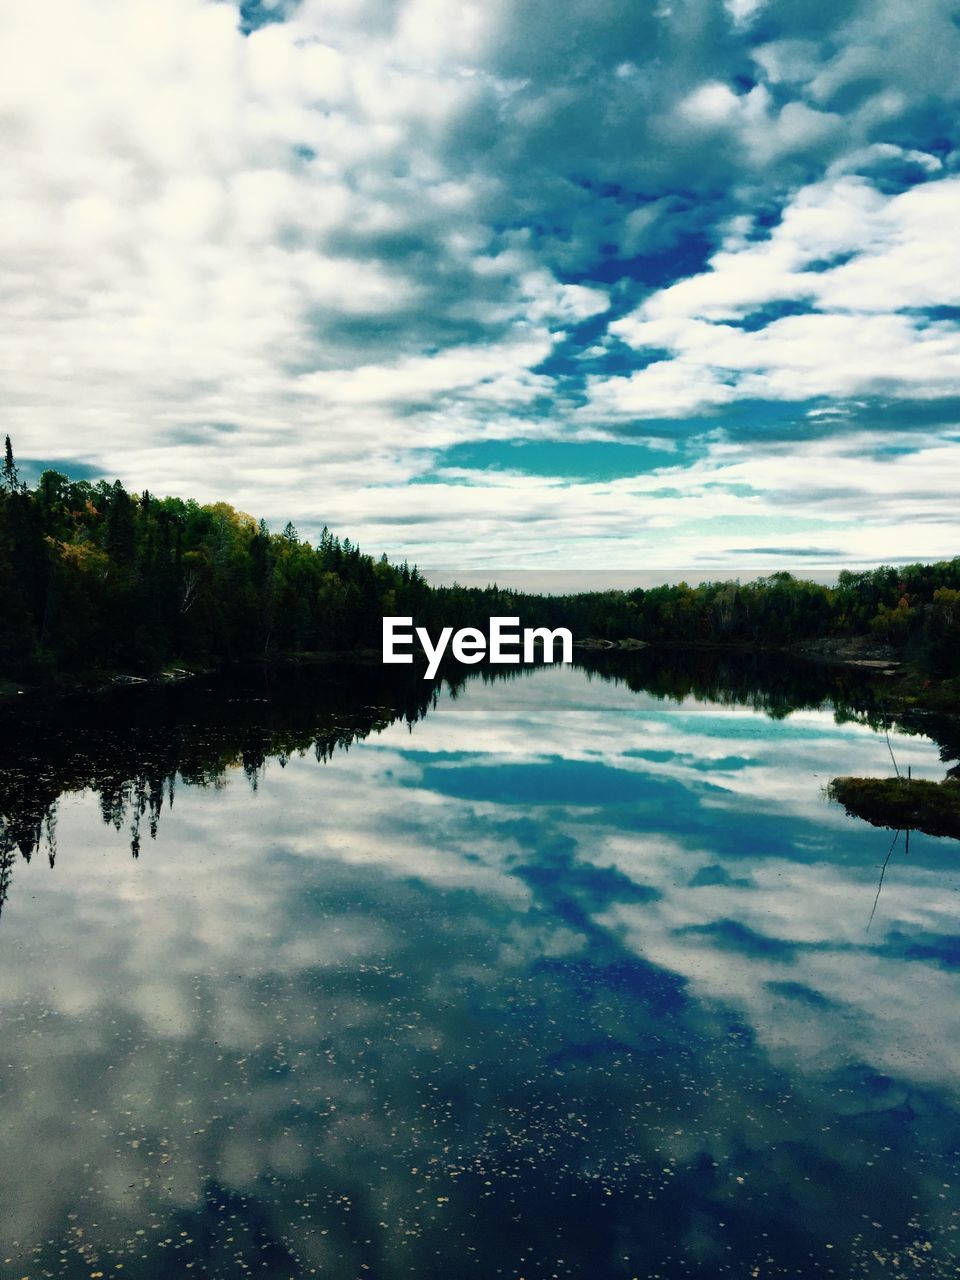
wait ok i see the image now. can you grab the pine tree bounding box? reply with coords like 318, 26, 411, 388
2, 435, 21, 494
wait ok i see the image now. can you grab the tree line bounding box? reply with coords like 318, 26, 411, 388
2, 437, 958, 682
1, 437, 431, 678
449, 562, 960, 676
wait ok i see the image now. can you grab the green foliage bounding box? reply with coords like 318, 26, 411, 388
828, 775, 960, 839
0, 440, 430, 677
922, 587, 960, 676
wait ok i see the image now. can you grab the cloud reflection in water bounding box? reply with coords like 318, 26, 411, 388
0, 663, 958, 1278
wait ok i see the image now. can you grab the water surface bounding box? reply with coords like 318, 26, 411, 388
1, 659, 958, 1278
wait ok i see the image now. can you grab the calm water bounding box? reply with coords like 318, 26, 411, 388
1, 659, 958, 1279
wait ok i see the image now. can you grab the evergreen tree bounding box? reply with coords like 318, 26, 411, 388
2, 436, 22, 494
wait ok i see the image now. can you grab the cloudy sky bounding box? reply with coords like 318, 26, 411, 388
3, 0, 959, 572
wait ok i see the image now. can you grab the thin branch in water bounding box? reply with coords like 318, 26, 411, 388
868, 826, 901, 934
885, 726, 901, 778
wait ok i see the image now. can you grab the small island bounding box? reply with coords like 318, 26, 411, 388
828, 774, 960, 839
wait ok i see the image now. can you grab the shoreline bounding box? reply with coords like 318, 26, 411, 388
2, 637, 959, 719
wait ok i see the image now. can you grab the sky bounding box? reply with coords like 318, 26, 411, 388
2, 0, 960, 573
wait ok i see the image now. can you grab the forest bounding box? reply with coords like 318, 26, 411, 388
2, 436, 959, 684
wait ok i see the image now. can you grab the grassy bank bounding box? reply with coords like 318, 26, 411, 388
828, 775, 960, 839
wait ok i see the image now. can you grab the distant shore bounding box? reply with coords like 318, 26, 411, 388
3, 635, 959, 720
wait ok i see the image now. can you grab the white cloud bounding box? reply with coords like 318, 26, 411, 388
295, 332, 555, 404
680, 81, 743, 126
725, 0, 769, 27
2, 0, 960, 566
592, 175, 960, 417
675, 79, 841, 166
0, 0, 602, 475
588, 358, 738, 417
603, 312, 960, 407
751, 39, 822, 86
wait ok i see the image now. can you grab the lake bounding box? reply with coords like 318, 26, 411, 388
1, 656, 958, 1279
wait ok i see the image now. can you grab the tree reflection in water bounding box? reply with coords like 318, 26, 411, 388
2, 652, 957, 920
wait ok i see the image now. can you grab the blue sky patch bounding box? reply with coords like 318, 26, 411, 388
434, 440, 685, 481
